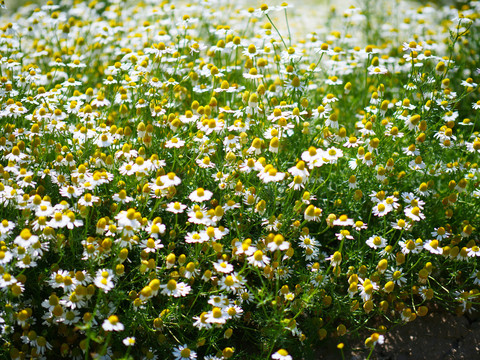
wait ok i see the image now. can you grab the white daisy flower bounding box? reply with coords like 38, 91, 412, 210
102, 315, 124, 331
366, 235, 387, 249
189, 188, 213, 202
160, 279, 191, 297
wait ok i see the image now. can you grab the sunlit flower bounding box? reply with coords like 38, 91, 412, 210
166, 201, 187, 214
431, 227, 450, 241
102, 315, 124, 331
189, 188, 213, 202
0, 219, 15, 239
160, 279, 191, 297
14, 229, 39, 248
304, 205, 322, 222
160, 172, 182, 187
204, 307, 229, 324
248, 249, 270, 268
267, 234, 290, 251
187, 206, 213, 226
366, 235, 387, 249
173, 344, 197, 360
272, 349, 292, 360
258, 166, 285, 183
213, 260, 234, 274
404, 206, 425, 222
467, 246, 480, 257
424, 239, 443, 255
139, 238, 164, 253
123, 337, 136, 346
333, 214, 354, 226
165, 138, 185, 148
94, 269, 115, 293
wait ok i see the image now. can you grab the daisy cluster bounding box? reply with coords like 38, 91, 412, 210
0, 0, 480, 359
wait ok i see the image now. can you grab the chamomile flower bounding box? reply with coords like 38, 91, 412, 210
139, 238, 164, 253
431, 227, 450, 240
259, 166, 285, 183
204, 307, 229, 324
267, 234, 290, 251
399, 239, 423, 255
59, 185, 84, 199
424, 239, 443, 255
160, 279, 191, 297
165, 138, 185, 148
243, 67, 263, 79
166, 201, 187, 214
173, 344, 197, 360
213, 260, 234, 274
123, 337, 136, 346
368, 65, 388, 75
160, 172, 182, 187
405, 206, 425, 222
112, 190, 134, 204
185, 230, 208, 244
366, 235, 387, 249
333, 214, 355, 226
343, 136, 364, 148
78, 193, 100, 207
467, 246, 480, 257
189, 188, 213, 202
391, 218, 412, 231
372, 202, 391, 217
219, 273, 245, 293
304, 205, 322, 221
119, 162, 137, 176
336, 230, 354, 241
102, 315, 124, 331
187, 206, 213, 226
0, 219, 15, 238
385, 268, 407, 286
14, 229, 39, 248
94, 269, 115, 293
0, 273, 17, 288
351, 220, 367, 231
272, 349, 293, 360
248, 249, 270, 268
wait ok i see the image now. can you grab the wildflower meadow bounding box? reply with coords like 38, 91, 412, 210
1, 0, 480, 358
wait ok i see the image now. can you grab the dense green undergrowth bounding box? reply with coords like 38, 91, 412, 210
0, 0, 480, 359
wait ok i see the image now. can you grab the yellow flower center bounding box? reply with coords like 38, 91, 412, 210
108, 315, 119, 325
147, 239, 155, 248
212, 307, 223, 318
167, 279, 177, 291
180, 349, 191, 357
20, 229, 32, 240
224, 276, 234, 286
254, 250, 264, 261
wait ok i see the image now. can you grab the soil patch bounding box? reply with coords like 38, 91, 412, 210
315, 310, 480, 359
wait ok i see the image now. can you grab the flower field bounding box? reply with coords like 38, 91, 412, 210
1, 0, 480, 359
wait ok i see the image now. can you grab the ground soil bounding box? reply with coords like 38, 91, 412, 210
315, 309, 480, 360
